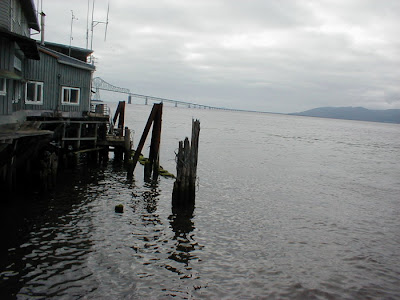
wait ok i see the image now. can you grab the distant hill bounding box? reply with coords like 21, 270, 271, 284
290, 107, 400, 124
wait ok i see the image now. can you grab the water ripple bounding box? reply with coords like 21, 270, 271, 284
1, 107, 400, 298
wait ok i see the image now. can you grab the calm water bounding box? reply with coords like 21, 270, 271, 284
1, 104, 399, 299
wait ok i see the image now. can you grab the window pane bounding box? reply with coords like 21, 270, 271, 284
70, 89, 79, 103
0, 78, 5, 91
36, 84, 42, 102
13, 81, 20, 102
63, 89, 69, 103
26, 83, 35, 101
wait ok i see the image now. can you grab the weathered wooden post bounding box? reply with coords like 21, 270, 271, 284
5, 140, 18, 193
172, 119, 200, 206
124, 127, 131, 163
113, 101, 126, 137
127, 103, 163, 180
148, 103, 162, 180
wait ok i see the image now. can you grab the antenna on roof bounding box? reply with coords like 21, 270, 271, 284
89, 0, 110, 50
69, 10, 78, 56
86, 0, 90, 49
104, 2, 109, 41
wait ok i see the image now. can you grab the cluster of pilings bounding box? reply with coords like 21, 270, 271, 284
128, 103, 163, 181
126, 103, 200, 209
0, 101, 133, 196
172, 119, 200, 207
1, 100, 202, 214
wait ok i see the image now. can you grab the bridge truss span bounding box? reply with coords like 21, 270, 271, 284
92, 77, 228, 110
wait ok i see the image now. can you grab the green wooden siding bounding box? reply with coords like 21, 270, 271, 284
0, 1, 10, 31
24, 51, 92, 113
0, 38, 14, 115
0, 38, 14, 72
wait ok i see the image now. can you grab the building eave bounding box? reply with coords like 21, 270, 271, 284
0, 28, 40, 60
58, 60, 96, 71
20, 0, 40, 31
38, 45, 95, 71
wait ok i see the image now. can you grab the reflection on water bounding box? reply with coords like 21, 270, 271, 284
169, 204, 196, 266
0, 157, 203, 299
134, 184, 160, 214
0, 163, 106, 298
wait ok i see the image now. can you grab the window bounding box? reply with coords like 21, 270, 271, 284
62, 87, 80, 105
0, 78, 6, 96
14, 56, 22, 71
25, 81, 44, 104
13, 81, 21, 103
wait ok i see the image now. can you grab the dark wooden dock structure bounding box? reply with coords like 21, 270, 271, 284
0, 100, 132, 194
0, 1, 134, 194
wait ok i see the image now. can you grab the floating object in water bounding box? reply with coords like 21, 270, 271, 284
115, 204, 124, 213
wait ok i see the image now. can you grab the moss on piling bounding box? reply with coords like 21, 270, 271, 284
138, 155, 149, 165
159, 167, 175, 178
128, 151, 175, 178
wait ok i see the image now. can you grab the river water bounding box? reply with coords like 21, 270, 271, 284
1, 104, 399, 299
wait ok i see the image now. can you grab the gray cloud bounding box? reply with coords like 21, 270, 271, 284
41, 0, 400, 112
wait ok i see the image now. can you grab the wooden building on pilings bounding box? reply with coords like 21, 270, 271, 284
0, 0, 131, 194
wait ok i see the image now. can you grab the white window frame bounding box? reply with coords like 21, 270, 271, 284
0, 78, 6, 96
61, 87, 80, 105
25, 81, 44, 105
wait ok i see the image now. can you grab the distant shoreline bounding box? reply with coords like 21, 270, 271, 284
104, 101, 400, 124
289, 107, 400, 124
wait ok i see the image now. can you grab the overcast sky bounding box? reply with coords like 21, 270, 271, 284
38, 0, 400, 113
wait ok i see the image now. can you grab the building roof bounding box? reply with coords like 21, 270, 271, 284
38, 45, 96, 71
0, 28, 39, 59
41, 41, 93, 62
20, 0, 40, 31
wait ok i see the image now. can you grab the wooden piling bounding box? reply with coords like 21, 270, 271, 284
172, 119, 200, 206
128, 103, 163, 180
148, 103, 162, 180
113, 101, 126, 136
5, 140, 18, 193
124, 127, 131, 163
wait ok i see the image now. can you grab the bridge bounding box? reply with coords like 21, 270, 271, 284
92, 77, 230, 110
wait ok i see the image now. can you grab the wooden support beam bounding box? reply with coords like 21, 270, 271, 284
61, 123, 66, 148
124, 127, 131, 163
77, 123, 82, 149
63, 137, 97, 141
128, 103, 160, 178
112, 101, 126, 137
113, 101, 122, 126
148, 103, 163, 180
74, 147, 103, 154
118, 101, 125, 133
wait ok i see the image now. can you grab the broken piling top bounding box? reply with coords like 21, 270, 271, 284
172, 119, 200, 206
190, 119, 200, 179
